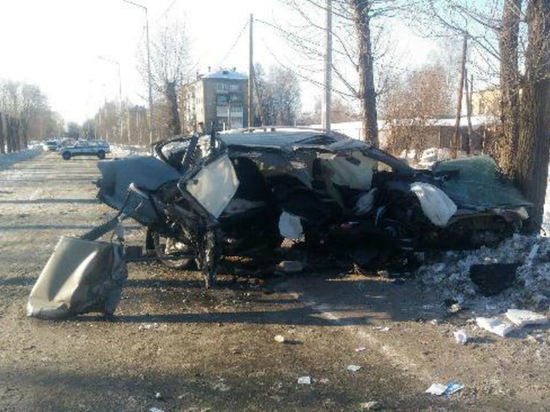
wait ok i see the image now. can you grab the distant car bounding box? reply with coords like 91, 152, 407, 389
43, 141, 59, 151
60, 140, 110, 160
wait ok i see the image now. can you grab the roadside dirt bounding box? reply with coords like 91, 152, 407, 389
1, 152, 549, 411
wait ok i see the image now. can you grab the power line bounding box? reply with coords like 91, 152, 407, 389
262, 37, 356, 98
216, 20, 249, 68
154, 0, 179, 25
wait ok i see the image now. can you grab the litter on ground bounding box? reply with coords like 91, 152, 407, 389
297, 376, 311, 385
476, 317, 514, 337
426, 381, 464, 396
453, 330, 469, 345
505, 309, 548, 327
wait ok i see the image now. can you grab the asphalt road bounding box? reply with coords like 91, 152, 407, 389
1, 151, 549, 411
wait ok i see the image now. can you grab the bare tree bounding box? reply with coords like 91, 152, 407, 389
255, 64, 302, 126
381, 62, 454, 154
273, 0, 411, 146
140, 21, 193, 138
0, 80, 61, 151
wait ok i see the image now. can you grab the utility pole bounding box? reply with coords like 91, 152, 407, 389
122, 0, 154, 153
465, 72, 473, 154
452, 33, 468, 158
248, 13, 254, 129
322, 0, 332, 132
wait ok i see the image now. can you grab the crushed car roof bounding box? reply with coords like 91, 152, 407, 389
220, 128, 369, 151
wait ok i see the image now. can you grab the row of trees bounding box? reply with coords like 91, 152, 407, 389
0, 80, 63, 153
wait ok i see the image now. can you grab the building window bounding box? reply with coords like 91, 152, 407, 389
217, 94, 228, 104
216, 83, 228, 93
229, 84, 240, 92
231, 106, 243, 115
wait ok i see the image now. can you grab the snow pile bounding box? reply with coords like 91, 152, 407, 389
399, 147, 455, 168
543, 166, 550, 233
0, 146, 43, 171
109, 145, 148, 158
418, 147, 452, 168
417, 234, 550, 310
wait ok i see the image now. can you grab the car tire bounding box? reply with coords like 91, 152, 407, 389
62, 151, 71, 160
97, 150, 106, 160
149, 228, 197, 270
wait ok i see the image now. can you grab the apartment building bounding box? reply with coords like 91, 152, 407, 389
184, 69, 248, 133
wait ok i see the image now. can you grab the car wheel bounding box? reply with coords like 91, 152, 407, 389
149, 228, 197, 270
97, 150, 106, 159
62, 152, 71, 160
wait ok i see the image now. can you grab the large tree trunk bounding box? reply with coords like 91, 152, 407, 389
21, 118, 28, 149
499, 0, 522, 175
0, 114, 5, 155
352, 0, 379, 146
14, 119, 21, 152
165, 81, 181, 136
6, 117, 13, 154
514, 0, 550, 231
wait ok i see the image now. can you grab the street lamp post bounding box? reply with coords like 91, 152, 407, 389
122, 0, 154, 154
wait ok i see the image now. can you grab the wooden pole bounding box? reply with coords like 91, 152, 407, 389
0, 114, 5, 155
248, 14, 254, 129
465, 71, 473, 154
452, 34, 468, 158
322, 0, 332, 132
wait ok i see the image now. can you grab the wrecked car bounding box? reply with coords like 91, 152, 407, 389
95, 128, 531, 287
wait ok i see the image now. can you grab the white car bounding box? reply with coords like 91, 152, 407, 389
60, 140, 110, 160
43, 140, 59, 151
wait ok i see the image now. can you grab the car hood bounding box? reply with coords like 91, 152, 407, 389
432, 155, 531, 211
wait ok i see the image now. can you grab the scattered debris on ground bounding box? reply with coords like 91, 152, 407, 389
417, 234, 550, 313
425, 381, 464, 396
360, 400, 382, 410
453, 330, 469, 345
297, 376, 311, 385
505, 309, 548, 327
476, 317, 514, 337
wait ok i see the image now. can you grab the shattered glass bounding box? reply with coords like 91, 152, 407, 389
434, 156, 531, 210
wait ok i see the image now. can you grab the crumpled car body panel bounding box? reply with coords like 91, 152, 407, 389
433, 155, 531, 211
28, 236, 127, 320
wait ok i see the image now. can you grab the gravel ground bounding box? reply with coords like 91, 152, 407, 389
1, 152, 550, 411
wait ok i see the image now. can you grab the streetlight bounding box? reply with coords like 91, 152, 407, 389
97, 56, 122, 143
122, 0, 154, 153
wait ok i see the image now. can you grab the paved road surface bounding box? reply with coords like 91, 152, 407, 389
1, 151, 549, 411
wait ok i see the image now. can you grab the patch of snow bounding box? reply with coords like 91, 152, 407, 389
417, 234, 550, 312
109, 144, 148, 158
543, 164, 550, 233
505, 309, 548, 327
0, 146, 43, 171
